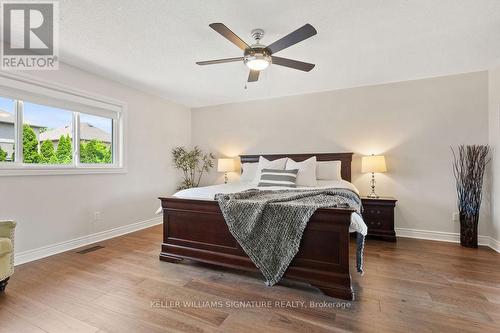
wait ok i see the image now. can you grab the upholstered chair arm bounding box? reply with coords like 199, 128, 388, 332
0, 221, 16, 240
0, 220, 15, 289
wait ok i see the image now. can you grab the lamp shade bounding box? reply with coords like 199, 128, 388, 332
217, 158, 235, 172
361, 155, 387, 173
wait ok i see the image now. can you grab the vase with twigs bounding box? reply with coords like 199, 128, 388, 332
452, 145, 490, 248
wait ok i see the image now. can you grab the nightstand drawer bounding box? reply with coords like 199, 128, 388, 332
364, 218, 391, 231
363, 206, 393, 220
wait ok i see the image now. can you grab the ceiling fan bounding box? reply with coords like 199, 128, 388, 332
196, 23, 317, 83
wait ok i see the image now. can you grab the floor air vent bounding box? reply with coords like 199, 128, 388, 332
76, 245, 104, 254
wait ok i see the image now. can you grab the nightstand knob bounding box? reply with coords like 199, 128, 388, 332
368, 221, 382, 227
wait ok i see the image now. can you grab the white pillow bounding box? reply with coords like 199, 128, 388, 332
240, 162, 258, 182
286, 156, 318, 187
316, 161, 342, 180
254, 156, 288, 183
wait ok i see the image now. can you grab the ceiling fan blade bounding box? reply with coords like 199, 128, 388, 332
267, 24, 317, 54
209, 23, 250, 50
196, 57, 243, 65
272, 56, 315, 72
248, 70, 260, 82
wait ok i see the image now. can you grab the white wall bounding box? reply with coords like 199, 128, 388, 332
489, 65, 500, 243
1, 64, 191, 255
192, 72, 490, 236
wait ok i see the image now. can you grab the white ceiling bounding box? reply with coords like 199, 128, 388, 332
58, 0, 500, 108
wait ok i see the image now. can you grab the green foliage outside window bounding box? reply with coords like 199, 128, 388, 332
1, 125, 111, 164
0, 146, 6, 162
23, 124, 40, 163
40, 140, 58, 164
80, 139, 112, 164
56, 134, 72, 164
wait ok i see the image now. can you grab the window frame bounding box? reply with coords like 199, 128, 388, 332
0, 72, 126, 176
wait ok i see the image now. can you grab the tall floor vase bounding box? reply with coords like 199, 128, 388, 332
452, 145, 489, 249
459, 214, 479, 248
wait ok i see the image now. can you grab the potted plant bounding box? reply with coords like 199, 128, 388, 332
172, 146, 215, 190
452, 145, 490, 248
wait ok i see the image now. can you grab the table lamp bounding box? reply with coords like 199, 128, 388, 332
361, 155, 387, 198
217, 158, 235, 184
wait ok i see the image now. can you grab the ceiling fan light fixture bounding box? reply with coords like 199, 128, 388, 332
246, 57, 270, 71
244, 48, 271, 71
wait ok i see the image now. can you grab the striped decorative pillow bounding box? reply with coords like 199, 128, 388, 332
258, 168, 299, 187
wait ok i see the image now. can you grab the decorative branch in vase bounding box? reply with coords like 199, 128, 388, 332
452, 145, 490, 248
172, 146, 215, 190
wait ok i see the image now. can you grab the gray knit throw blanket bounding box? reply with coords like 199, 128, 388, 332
215, 188, 365, 286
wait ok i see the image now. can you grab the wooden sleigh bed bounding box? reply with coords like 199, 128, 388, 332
159, 152, 356, 300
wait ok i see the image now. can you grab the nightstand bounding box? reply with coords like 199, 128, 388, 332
361, 197, 397, 242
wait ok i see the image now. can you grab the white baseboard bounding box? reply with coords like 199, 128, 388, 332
14, 219, 497, 266
396, 228, 500, 253
14, 216, 162, 266
490, 237, 500, 253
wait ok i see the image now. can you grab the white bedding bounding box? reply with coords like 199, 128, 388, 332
169, 180, 367, 235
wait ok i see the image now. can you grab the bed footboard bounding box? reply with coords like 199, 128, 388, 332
159, 197, 354, 300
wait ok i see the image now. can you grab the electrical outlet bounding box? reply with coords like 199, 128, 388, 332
452, 212, 459, 222
94, 211, 102, 222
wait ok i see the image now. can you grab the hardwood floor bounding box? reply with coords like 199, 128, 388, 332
1, 225, 499, 333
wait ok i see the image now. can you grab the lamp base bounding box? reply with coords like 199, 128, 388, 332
368, 172, 380, 198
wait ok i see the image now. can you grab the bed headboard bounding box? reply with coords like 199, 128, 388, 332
239, 153, 354, 182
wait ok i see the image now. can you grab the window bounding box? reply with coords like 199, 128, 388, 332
0, 97, 15, 163
0, 72, 124, 175
79, 113, 113, 164
24, 102, 73, 164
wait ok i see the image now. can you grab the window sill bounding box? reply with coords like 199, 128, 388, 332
0, 165, 127, 176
